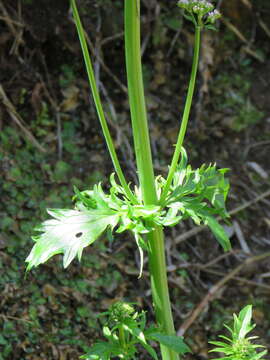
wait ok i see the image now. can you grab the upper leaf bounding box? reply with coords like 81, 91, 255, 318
160, 148, 231, 250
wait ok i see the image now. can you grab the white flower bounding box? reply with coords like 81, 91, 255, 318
207, 9, 221, 23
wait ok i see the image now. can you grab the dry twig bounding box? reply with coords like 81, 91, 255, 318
0, 1, 24, 56
0, 85, 46, 153
177, 252, 270, 336
70, 15, 128, 94
221, 17, 263, 62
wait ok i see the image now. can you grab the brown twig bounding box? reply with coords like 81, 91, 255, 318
0, 84, 46, 153
100, 32, 124, 46
239, 0, 252, 10
0, 1, 25, 56
177, 252, 270, 336
197, 267, 270, 291
0, 314, 34, 324
0, 2, 19, 38
258, 17, 270, 39
221, 18, 263, 62
70, 15, 128, 94
233, 220, 251, 254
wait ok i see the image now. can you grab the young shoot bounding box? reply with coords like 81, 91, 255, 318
209, 305, 267, 360
81, 301, 190, 360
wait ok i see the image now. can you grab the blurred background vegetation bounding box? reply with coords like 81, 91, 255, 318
0, 0, 270, 359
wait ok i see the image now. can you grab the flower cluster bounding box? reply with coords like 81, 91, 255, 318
178, 0, 213, 13
177, 0, 221, 26
207, 9, 221, 23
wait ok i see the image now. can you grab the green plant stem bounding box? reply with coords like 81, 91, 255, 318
71, 0, 137, 205
125, 2, 178, 359
124, 0, 156, 205
159, 25, 201, 205
119, 325, 126, 348
147, 226, 179, 360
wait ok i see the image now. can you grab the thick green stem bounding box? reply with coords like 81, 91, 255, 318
147, 226, 179, 360
125, 1, 178, 359
160, 25, 201, 205
71, 0, 137, 204
124, 0, 156, 204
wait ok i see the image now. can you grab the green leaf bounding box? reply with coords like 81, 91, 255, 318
123, 320, 158, 360
238, 305, 254, 339
80, 341, 120, 360
26, 208, 119, 270
147, 332, 191, 355
168, 159, 230, 223
205, 24, 218, 31
205, 216, 231, 251
0, 335, 7, 346
73, 186, 97, 209
183, 12, 196, 25
250, 350, 268, 360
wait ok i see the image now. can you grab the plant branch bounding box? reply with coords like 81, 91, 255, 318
160, 25, 201, 205
71, 0, 137, 204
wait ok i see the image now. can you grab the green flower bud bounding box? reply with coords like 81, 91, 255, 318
177, 0, 191, 11
109, 301, 135, 322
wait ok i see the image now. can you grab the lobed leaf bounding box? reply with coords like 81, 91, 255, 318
26, 208, 119, 270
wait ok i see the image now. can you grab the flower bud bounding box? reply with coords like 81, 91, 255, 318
109, 301, 135, 322
177, 0, 191, 11
207, 9, 221, 23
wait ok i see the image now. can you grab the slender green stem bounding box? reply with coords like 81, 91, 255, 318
124, 0, 156, 205
125, 2, 179, 359
71, 0, 137, 204
119, 325, 126, 348
159, 25, 201, 205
